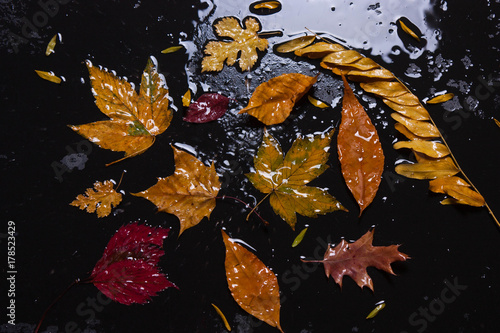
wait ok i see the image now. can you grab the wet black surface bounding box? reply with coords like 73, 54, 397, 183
2, 0, 500, 332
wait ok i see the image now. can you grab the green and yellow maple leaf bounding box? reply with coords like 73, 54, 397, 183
247, 129, 346, 229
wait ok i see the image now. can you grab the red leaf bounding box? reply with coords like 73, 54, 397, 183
183, 93, 229, 123
90, 222, 177, 305
303, 229, 408, 291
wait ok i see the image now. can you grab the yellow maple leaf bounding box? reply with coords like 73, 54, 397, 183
69, 57, 172, 165
133, 146, 221, 235
70, 180, 122, 218
247, 129, 346, 229
202, 16, 269, 72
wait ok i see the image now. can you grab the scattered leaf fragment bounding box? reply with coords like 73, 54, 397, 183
303, 229, 409, 291
366, 302, 386, 319
222, 231, 283, 332
426, 93, 454, 104
89, 222, 177, 305
276, 35, 315, 53
45, 34, 57, 56
182, 89, 192, 107
494, 118, 500, 128
253, 1, 280, 9
239, 73, 317, 125
133, 146, 221, 235
35, 70, 62, 84
70, 180, 122, 218
69, 57, 172, 165
161, 45, 183, 54
338, 75, 384, 216
307, 95, 329, 108
212, 303, 231, 331
202, 16, 269, 72
292, 227, 308, 247
247, 129, 346, 229
398, 18, 420, 41
183, 93, 229, 123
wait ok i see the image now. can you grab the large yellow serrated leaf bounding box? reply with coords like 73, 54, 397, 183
239, 73, 317, 125
429, 176, 485, 207
133, 146, 221, 235
393, 140, 450, 158
202, 16, 269, 72
395, 157, 459, 179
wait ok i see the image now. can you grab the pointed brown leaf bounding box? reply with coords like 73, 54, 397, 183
222, 231, 283, 332
338, 75, 384, 216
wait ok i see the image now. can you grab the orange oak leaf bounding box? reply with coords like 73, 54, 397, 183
239, 73, 317, 125
132, 146, 221, 235
69, 57, 172, 165
247, 129, 346, 229
303, 229, 409, 291
338, 74, 384, 216
202, 16, 269, 72
222, 230, 283, 332
70, 180, 122, 218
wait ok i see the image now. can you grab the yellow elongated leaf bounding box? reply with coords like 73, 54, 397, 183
211, 303, 231, 331
322, 50, 363, 65
202, 16, 269, 72
253, 1, 280, 9
35, 70, 62, 84
294, 41, 346, 59
222, 231, 283, 332
45, 34, 57, 56
366, 303, 386, 319
398, 19, 421, 41
384, 92, 421, 106
395, 157, 459, 179
70, 180, 122, 218
307, 95, 329, 108
426, 93, 454, 104
292, 227, 308, 247
182, 89, 192, 107
393, 140, 450, 158
133, 146, 221, 235
429, 177, 485, 207
383, 100, 430, 120
161, 45, 183, 54
394, 123, 433, 141
391, 113, 440, 138
360, 81, 408, 98
346, 68, 395, 82
494, 118, 500, 128
276, 35, 315, 53
239, 73, 317, 125
247, 130, 345, 229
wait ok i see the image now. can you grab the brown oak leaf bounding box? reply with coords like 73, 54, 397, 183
303, 229, 409, 291
70, 180, 122, 218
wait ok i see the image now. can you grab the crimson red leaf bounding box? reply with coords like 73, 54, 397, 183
89, 222, 177, 305
183, 93, 229, 123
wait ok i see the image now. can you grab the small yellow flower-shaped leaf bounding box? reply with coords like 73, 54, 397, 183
70, 180, 122, 218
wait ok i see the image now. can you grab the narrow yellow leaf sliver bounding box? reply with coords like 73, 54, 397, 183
45, 34, 57, 56
366, 303, 386, 319
254, 1, 280, 9
427, 93, 454, 104
398, 19, 420, 41
161, 45, 183, 54
292, 227, 308, 247
307, 95, 328, 108
494, 118, 500, 128
182, 89, 192, 107
212, 303, 231, 331
35, 70, 62, 84
276, 36, 315, 53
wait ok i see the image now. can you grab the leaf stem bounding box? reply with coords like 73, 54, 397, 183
34, 278, 81, 333
216, 195, 269, 226
246, 192, 272, 221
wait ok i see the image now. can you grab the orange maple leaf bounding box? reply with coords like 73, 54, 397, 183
69, 57, 172, 166
132, 146, 221, 235
70, 180, 122, 218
